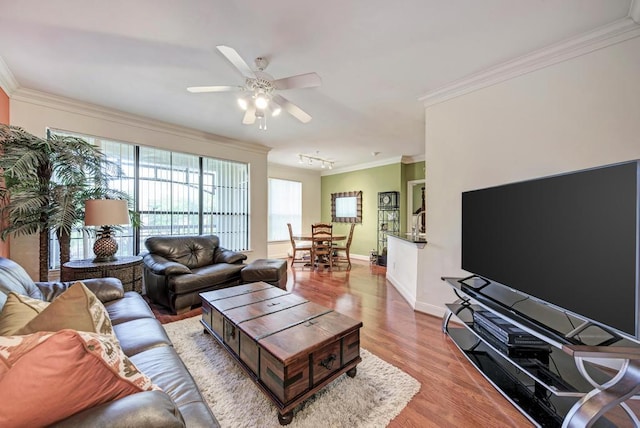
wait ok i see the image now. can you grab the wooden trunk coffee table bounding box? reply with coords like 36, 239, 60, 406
200, 282, 362, 425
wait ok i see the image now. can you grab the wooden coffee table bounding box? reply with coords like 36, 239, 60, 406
200, 282, 362, 425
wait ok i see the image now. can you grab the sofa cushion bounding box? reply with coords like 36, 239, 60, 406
170, 263, 246, 294
17, 282, 113, 336
104, 292, 157, 325
145, 235, 221, 269
0, 330, 158, 427
51, 390, 186, 428
0, 257, 44, 313
113, 317, 172, 357
213, 247, 247, 264
35, 277, 125, 304
0, 293, 49, 335
130, 345, 218, 427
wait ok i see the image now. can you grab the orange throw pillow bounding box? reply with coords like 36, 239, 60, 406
0, 329, 159, 427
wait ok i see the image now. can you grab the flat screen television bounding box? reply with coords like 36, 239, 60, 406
462, 160, 640, 340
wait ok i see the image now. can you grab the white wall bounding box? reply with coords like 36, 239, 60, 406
267, 163, 321, 258
418, 35, 640, 316
9, 89, 270, 279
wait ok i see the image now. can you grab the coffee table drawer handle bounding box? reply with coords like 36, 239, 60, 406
226, 325, 236, 340
319, 354, 337, 370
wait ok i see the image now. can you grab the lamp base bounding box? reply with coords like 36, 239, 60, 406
93, 236, 119, 263
92, 255, 118, 263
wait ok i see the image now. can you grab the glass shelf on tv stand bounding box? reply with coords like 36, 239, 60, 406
441, 276, 640, 428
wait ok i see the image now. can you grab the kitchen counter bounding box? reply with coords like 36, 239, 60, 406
385, 233, 428, 310
385, 232, 428, 247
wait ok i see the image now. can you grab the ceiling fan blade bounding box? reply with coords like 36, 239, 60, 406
216, 45, 256, 79
242, 104, 256, 125
187, 85, 244, 93
272, 94, 312, 123
273, 72, 322, 90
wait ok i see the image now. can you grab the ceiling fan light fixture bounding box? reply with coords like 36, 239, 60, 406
187, 46, 320, 131
237, 97, 248, 111
254, 92, 269, 110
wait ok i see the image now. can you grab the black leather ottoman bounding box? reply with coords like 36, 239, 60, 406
241, 259, 287, 290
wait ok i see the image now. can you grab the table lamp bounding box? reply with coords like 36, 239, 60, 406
84, 199, 130, 262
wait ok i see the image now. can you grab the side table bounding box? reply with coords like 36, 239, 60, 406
61, 256, 143, 293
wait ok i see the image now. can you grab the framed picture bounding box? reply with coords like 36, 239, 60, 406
331, 191, 362, 223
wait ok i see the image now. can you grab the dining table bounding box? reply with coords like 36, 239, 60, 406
291, 234, 347, 269
291, 234, 347, 243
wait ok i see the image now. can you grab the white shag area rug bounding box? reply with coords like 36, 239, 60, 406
163, 316, 421, 428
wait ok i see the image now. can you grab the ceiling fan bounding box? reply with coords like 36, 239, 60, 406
187, 45, 321, 128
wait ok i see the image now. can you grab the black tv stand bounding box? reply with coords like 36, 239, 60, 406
441, 276, 640, 427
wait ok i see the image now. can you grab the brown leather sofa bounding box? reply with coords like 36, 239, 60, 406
0, 257, 219, 428
142, 234, 248, 314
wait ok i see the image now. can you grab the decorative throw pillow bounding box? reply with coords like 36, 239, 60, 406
0, 329, 159, 427
17, 282, 113, 336
0, 293, 50, 336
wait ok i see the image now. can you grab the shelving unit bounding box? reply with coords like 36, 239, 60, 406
441, 276, 640, 427
376, 191, 399, 266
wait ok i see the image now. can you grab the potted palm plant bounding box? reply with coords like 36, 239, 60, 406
0, 125, 134, 280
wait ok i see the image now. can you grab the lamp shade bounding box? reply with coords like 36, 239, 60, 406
84, 199, 130, 226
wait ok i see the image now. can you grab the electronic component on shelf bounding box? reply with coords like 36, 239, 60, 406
475, 324, 551, 361
473, 310, 548, 346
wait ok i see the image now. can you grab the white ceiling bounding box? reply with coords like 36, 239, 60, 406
0, 0, 634, 170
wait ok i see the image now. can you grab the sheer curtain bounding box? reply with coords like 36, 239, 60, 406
268, 178, 302, 241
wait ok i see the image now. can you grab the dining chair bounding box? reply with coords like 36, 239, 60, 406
332, 223, 356, 270
311, 223, 333, 271
287, 223, 312, 267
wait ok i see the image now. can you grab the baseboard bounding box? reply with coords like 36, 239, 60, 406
269, 251, 290, 259
414, 301, 447, 318
386, 274, 417, 310
350, 253, 369, 261
387, 273, 448, 318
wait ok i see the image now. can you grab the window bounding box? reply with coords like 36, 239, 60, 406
268, 178, 302, 241
48, 130, 249, 268
202, 157, 249, 251
138, 148, 201, 240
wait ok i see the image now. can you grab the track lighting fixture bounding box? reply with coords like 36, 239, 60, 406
297, 153, 334, 170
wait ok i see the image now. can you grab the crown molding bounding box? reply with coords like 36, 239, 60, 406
11, 88, 270, 154
319, 154, 425, 176
631, 0, 640, 24
420, 16, 640, 107
321, 156, 404, 176
0, 56, 19, 96
402, 154, 425, 164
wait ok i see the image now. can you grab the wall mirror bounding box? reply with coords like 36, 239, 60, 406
331, 191, 362, 223
407, 180, 426, 233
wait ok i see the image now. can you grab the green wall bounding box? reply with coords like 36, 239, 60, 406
404, 161, 425, 181
322, 162, 422, 257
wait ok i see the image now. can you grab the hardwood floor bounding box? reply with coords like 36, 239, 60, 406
285, 260, 533, 428
154, 259, 636, 427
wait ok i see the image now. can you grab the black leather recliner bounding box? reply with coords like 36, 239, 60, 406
142, 235, 247, 314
